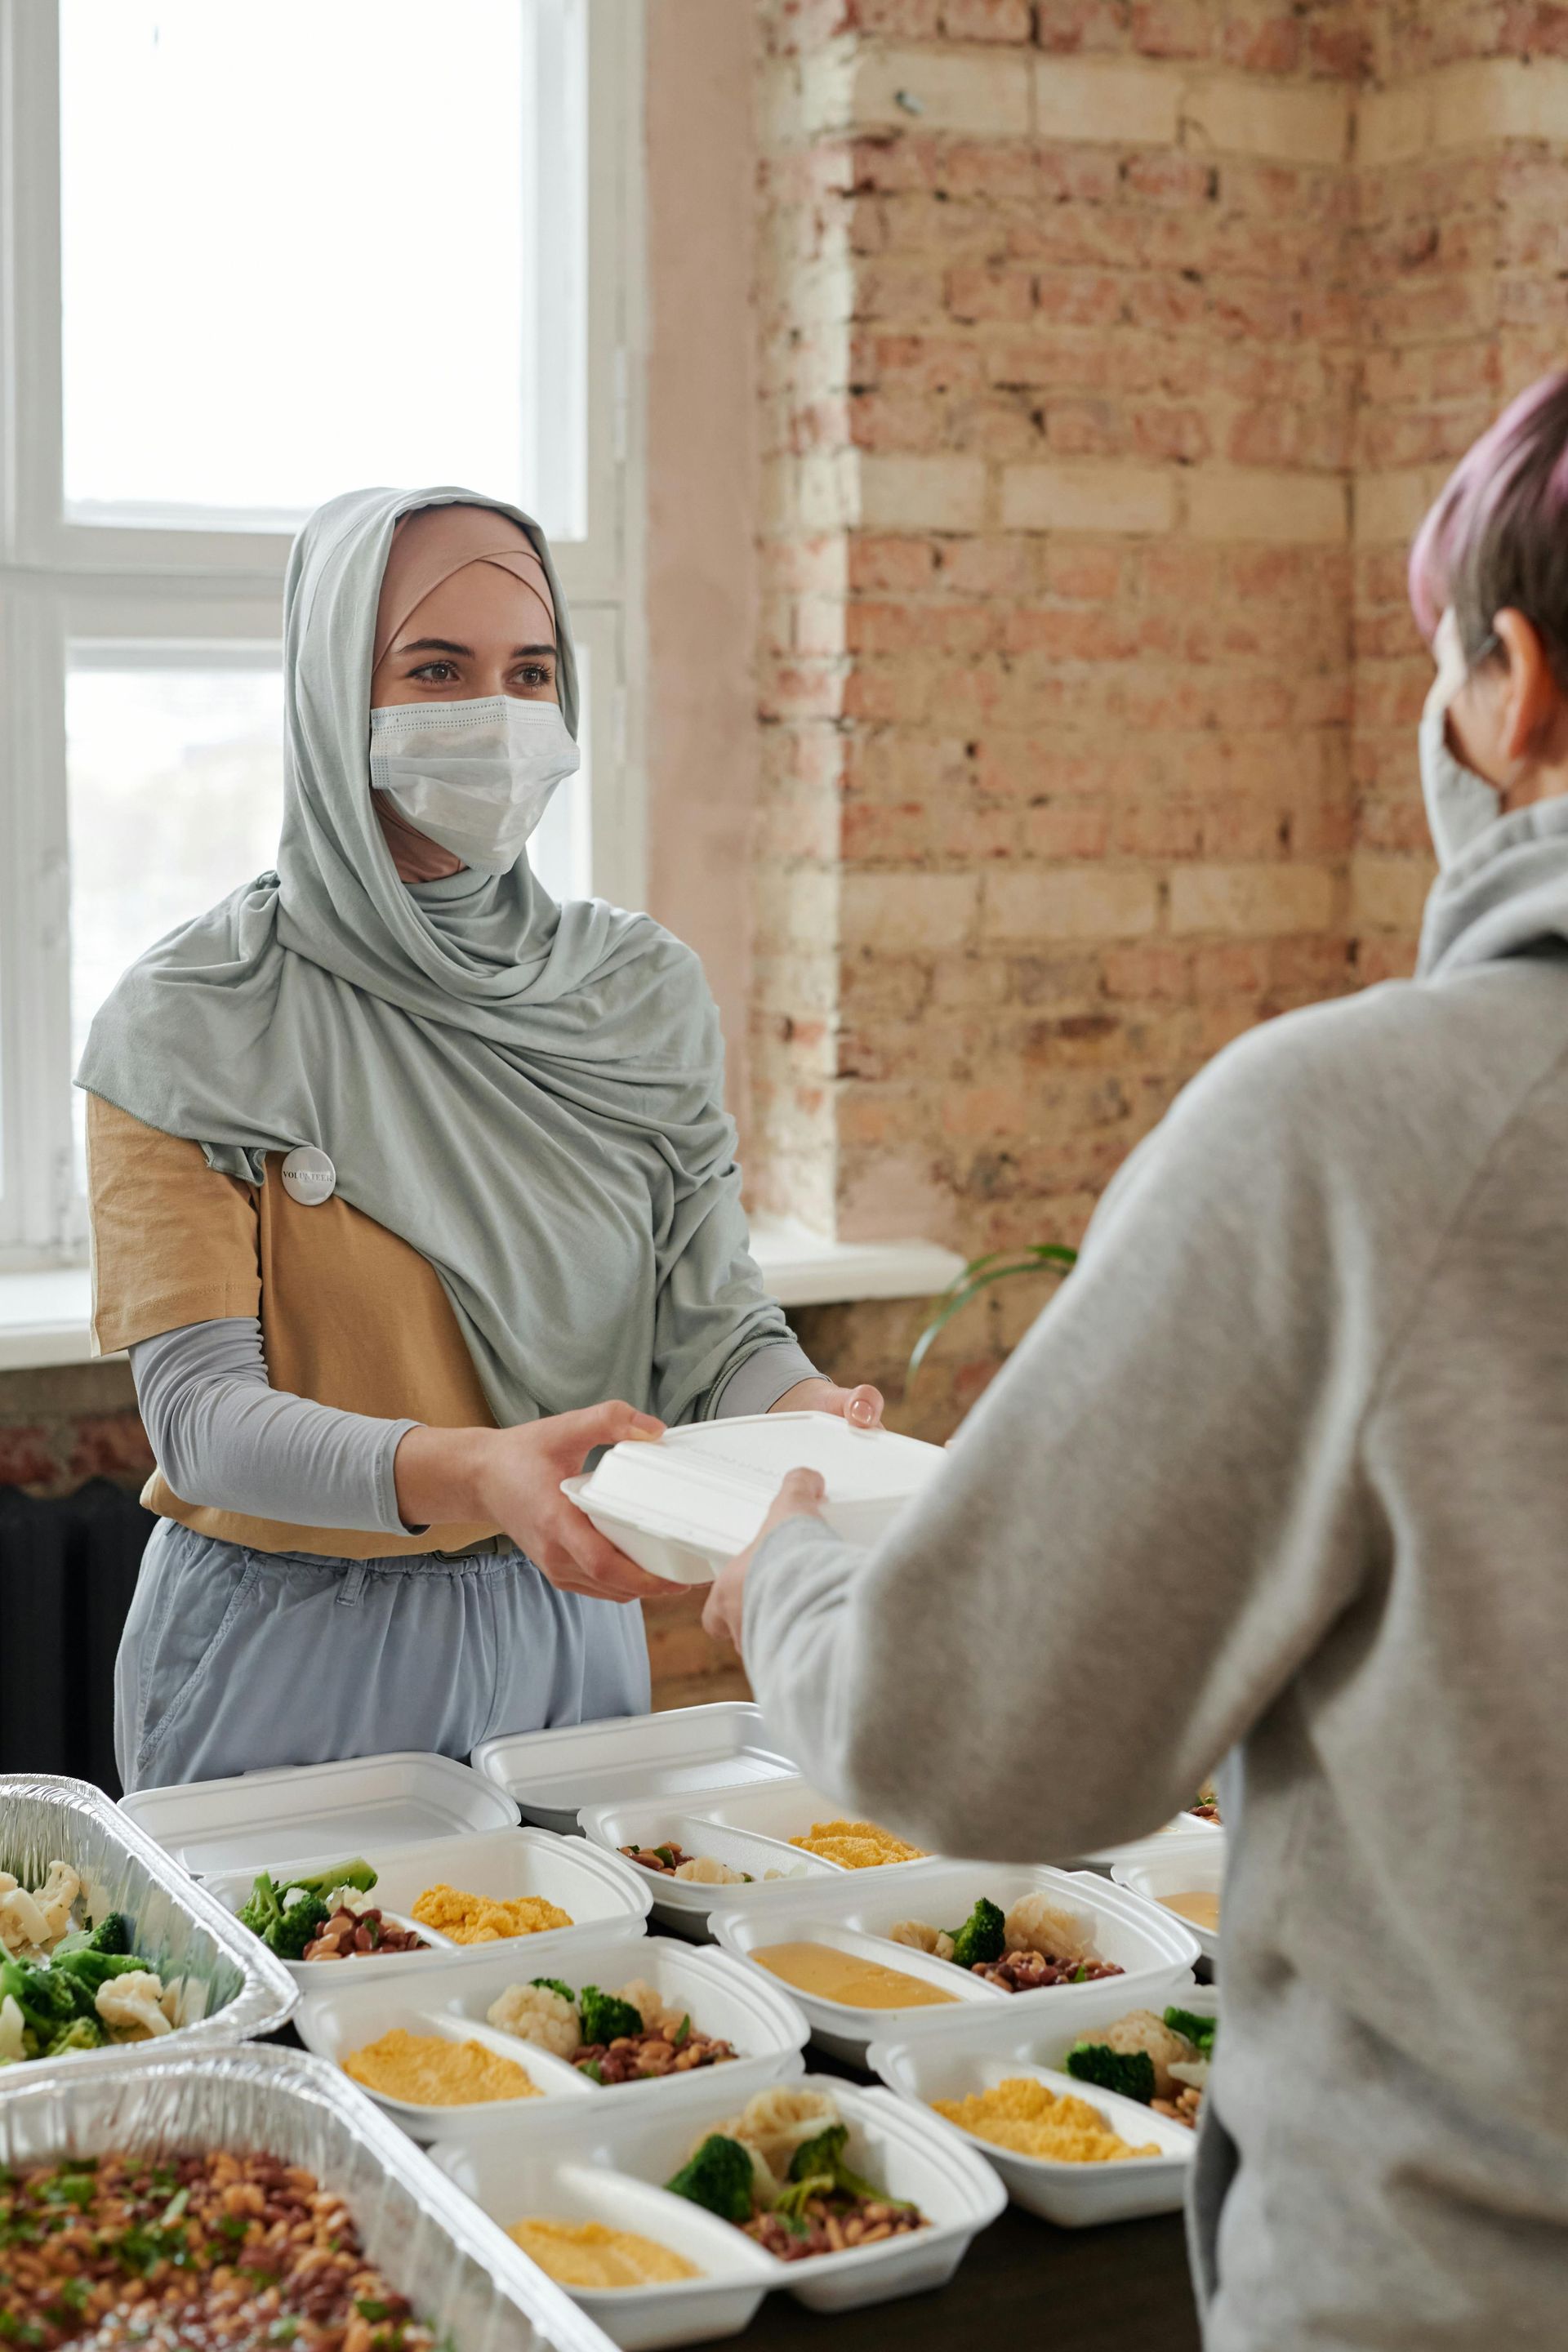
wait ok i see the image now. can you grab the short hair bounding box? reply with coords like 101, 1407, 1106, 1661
1408, 370, 1568, 684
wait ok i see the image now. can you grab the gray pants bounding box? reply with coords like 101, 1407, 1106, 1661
115, 1518, 651, 1793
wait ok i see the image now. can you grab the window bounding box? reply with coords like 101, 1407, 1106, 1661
0, 0, 644, 1267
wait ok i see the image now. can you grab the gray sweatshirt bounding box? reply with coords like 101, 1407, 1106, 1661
746, 798, 1568, 2351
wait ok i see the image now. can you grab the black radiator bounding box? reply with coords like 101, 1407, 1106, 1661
0, 1479, 154, 1795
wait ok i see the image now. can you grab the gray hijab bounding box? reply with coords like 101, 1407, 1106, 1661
78, 484, 786, 1426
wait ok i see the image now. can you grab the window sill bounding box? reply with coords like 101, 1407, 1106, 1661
0, 1226, 964, 1374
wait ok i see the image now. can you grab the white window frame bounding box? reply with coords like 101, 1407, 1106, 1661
0, 0, 646, 1271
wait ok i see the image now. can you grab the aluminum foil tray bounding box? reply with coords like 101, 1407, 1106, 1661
0, 1772, 296, 2076
0, 2045, 612, 2352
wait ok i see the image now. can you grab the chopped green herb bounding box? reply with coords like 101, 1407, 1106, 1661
354, 2301, 395, 2323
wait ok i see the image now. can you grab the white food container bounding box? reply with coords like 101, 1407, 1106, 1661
1079, 1815, 1227, 1872
581, 1775, 932, 1940
581, 1795, 839, 1940
1112, 1842, 1225, 1967
295, 1933, 810, 2143
203, 1827, 653, 1989
122, 1750, 520, 1876
708, 1859, 1199, 2063
562, 1412, 944, 1587
867, 1984, 1205, 2228
472, 1704, 797, 1837
431, 2069, 1006, 2346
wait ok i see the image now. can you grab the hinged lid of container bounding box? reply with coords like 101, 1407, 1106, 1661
575, 1412, 943, 1552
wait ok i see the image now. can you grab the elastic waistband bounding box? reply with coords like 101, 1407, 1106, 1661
155, 1525, 528, 1579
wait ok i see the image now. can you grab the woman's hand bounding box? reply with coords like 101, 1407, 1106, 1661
702, 1467, 828, 1655
394, 1403, 677, 1604
768, 1376, 884, 1428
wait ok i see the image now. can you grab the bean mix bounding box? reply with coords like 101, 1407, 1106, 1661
0, 2150, 439, 2352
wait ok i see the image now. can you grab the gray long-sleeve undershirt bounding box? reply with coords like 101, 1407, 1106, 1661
129, 1317, 819, 1537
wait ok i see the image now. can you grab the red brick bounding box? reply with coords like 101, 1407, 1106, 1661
941, 0, 1032, 34
0, 1426, 58, 1488
68, 1414, 155, 1485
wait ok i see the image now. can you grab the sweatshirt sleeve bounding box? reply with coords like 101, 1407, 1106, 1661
742, 1017, 1379, 1865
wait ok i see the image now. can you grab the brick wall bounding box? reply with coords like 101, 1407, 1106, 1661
755, 2, 1365, 1446
752, 0, 1568, 1450
1352, 19, 1568, 979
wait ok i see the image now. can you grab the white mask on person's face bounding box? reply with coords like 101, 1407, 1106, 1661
369, 695, 580, 875
1419, 609, 1503, 867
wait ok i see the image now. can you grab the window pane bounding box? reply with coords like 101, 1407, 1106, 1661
59, 2, 578, 532
67, 656, 285, 1179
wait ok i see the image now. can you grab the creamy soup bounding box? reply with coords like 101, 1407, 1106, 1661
753, 1940, 959, 2010
1159, 1890, 1220, 1932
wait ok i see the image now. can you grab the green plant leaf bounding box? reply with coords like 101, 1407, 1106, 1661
907, 1245, 1077, 1386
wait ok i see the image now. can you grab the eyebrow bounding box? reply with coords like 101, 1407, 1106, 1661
395, 637, 557, 658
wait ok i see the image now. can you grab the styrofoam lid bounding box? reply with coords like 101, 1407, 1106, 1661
577, 1412, 943, 1549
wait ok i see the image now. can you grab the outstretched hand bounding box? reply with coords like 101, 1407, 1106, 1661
479, 1401, 679, 1603
702, 1465, 827, 1655
381, 1399, 683, 1605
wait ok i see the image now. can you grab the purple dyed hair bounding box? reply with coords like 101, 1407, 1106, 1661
1408, 370, 1568, 682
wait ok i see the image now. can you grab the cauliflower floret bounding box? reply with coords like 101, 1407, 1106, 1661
887, 1919, 956, 1962
1100, 2009, 1200, 2102
34, 1861, 82, 1949
1169, 2056, 1211, 2092
670, 1855, 749, 1885
0, 1994, 25, 2063
486, 1982, 581, 2059
0, 1885, 52, 1958
616, 1977, 684, 2039
728, 2085, 842, 2184
96, 1970, 173, 2042
1003, 1893, 1100, 1965
324, 1884, 376, 1918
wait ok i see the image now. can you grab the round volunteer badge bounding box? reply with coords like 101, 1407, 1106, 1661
280, 1145, 336, 1206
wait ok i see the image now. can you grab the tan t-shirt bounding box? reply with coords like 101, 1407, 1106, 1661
87, 1094, 500, 1557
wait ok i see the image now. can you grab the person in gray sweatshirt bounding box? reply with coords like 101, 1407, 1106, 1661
704, 372, 1568, 2350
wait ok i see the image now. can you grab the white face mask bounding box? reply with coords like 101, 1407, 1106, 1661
1419, 608, 1503, 868
368, 695, 581, 875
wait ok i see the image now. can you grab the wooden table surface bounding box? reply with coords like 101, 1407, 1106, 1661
742, 2203, 1200, 2350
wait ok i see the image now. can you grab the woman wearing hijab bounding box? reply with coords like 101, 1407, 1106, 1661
82, 488, 880, 1794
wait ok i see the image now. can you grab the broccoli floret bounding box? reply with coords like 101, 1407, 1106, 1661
784, 2123, 899, 2210
1162, 2006, 1217, 2059
50, 1950, 153, 2004
45, 2016, 108, 2056
1065, 2041, 1157, 2104
664, 2134, 757, 2225
529, 1977, 577, 2005
0, 1959, 78, 2041
238, 1872, 285, 1944
238, 1863, 373, 1955
85, 1913, 133, 1956
577, 1986, 643, 2045
947, 1897, 1006, 1971
287, 1860, 376, 1900
270, 1893, 332, 1962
